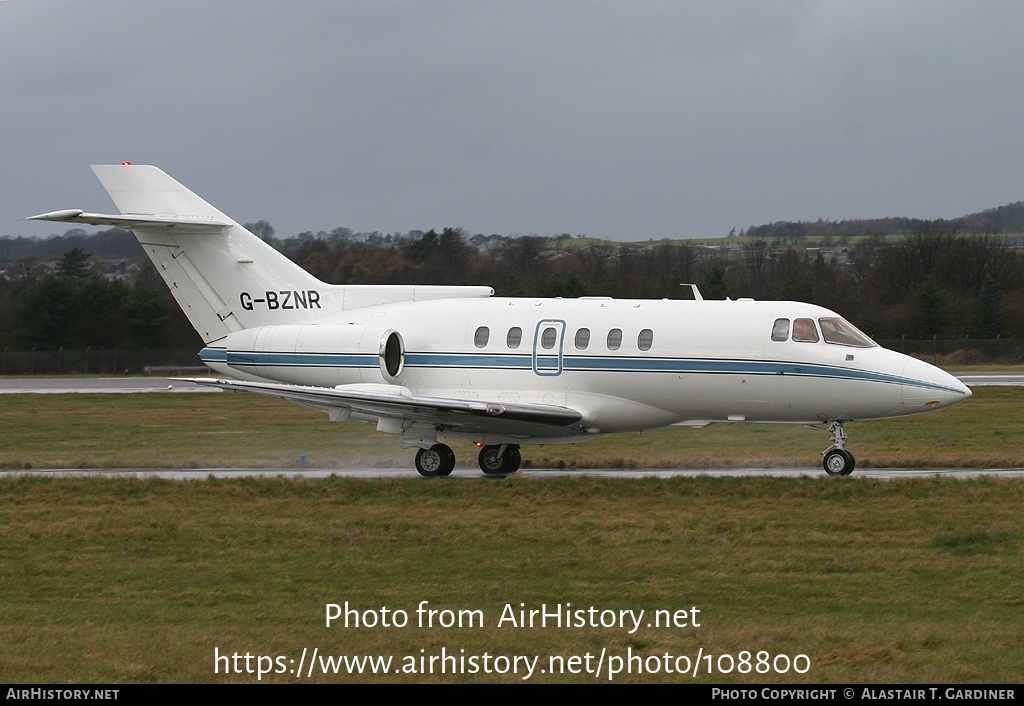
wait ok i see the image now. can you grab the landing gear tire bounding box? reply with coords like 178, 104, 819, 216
823, 449, 855, 476
478, 444, 521, 475
415, 444, 455, 477
506, 446, 522, 473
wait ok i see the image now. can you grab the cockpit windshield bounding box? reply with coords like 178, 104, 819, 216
818, 317, 876, 348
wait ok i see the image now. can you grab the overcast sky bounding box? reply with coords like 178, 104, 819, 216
5, 0, 1024, 241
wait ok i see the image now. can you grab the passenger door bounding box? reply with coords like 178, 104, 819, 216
532, 319, 566, 376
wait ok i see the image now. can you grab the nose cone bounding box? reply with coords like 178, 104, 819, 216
901, 357, 972, 415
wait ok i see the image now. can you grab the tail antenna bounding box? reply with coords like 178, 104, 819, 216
680, 283, 704, 301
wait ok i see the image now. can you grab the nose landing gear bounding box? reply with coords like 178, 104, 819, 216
819, 421, 855, 476
823, 447, 855, 476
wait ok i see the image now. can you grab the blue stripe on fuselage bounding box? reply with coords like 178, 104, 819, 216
197, 349, 966, 396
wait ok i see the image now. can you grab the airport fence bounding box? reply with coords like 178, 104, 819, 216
0, 339, 1021, 377
0, 348, 206, 376
875, 337, 1024, 366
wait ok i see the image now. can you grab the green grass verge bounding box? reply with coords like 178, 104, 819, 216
0, 476, 1020, 683
0, 387, 1020, 469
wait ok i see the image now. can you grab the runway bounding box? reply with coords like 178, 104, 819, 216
953, 372, 1024, 386
3, 467, 1024, 480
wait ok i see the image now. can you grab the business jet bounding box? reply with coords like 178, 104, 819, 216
28, 164, 971, 477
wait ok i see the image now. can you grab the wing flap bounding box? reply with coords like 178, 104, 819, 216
176, 378, 584, 436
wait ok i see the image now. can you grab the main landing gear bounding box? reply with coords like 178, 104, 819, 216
414, 444, 455, 478
819, 421, 855, 476
413, 443, 522, 477
477, 444, 522, 476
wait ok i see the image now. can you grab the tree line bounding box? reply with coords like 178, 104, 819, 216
1, 221, 1023, 352
283, 222, 1024, 341
0, 248, 188, 350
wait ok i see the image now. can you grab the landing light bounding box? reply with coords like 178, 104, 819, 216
925, 400, 941, 408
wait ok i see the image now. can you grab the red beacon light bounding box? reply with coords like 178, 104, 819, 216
121, 161, 133, 166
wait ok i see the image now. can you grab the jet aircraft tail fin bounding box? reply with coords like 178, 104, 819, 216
29, 164, 495, 345
87, 164, 325, 343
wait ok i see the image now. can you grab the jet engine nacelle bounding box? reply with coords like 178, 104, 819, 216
221, 324, 405, 386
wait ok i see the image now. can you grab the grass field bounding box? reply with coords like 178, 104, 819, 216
0, 388, 1021, 683
0, 476, 1021, 683
0, 387, 1020, 470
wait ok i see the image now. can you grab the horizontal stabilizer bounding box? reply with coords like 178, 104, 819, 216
27, 209, 230, 229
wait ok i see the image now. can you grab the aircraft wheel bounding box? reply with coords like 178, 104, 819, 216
437, 444, 456, 476
506, 445, 522, 473
839, 449, 855, 475
823, 449, 855, 476
416, 444, 455, 478
478, 445, 511, 475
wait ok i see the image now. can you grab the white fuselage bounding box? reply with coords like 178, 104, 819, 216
200, 296, 970, 444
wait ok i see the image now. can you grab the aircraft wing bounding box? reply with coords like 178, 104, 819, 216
26, 209, 230, 230
176, 378, 585, 438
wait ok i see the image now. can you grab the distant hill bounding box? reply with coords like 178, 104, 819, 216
4, 197, 1024, 263
731, 201, 1024, 245
961, 201, 1024, 233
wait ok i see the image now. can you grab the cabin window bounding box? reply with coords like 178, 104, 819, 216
607, 328, 622, 350
575, 328, 590, 349
540, 327, 557, 349
506, 327, 522, 349
818, 317, 876, 348
792, 318, 819, 343
638, 329, 653, 351
474, 326, 490, 348
771, 318, 790, 342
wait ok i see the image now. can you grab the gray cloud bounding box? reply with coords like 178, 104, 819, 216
5, 0, 1024, 240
